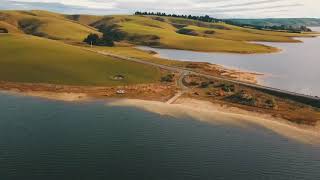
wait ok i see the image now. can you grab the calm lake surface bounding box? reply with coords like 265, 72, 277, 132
0, 92, 319, 180
138, 27, 320, 96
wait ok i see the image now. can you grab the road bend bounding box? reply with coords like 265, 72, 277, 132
87, 49, 320, 105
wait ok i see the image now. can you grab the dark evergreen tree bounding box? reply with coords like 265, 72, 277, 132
100, 33, 115, 46
83, 33, 99, 45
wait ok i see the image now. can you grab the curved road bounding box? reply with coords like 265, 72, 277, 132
87, 49, 320, 105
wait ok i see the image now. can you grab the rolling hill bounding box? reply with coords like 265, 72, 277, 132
0, 10, 318, 86
0, 10, 101, 41
69, 14, 312, 53
1, 10, 316, 54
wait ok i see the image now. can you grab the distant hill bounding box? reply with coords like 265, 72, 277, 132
227, 18, 320, 27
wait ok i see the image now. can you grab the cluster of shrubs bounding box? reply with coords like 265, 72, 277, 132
176, 28, 198, 36
161, 74, 175, 82
228, 90, 257, 106
221, 84, 235, 92
18, 19, 45, 37
96, 24, 126, 42
83, 33, 114, 46
265, 98, 278, 109
204, 30, 215, 35
84, 24, 128, 47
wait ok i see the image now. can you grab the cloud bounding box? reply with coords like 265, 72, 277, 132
1, 0, 320, 18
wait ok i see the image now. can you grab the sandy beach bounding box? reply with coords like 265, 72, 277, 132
1, 84, 319, 145
108, 98, 320, 145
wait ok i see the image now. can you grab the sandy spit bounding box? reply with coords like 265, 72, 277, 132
108, 98, 320, 145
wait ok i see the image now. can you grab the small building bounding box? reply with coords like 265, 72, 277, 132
113, 75, 125, 80
116, 90, 126, 94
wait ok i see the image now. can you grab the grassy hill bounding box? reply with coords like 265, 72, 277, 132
0, 10, 101, 41
0, 33, 161, 86
1, 10, 316, 54
72, 15, 309, 53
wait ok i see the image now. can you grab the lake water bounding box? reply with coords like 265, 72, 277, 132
0, 92, 319, 180
138, 27, 320, 96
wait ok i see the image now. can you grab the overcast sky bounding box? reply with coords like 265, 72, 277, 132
1, 0, 319, 18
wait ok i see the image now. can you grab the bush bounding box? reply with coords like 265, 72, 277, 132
228, 91, 257, 106
204, 30, 215, 34
18, 19, 45, 36
100, 33, 115, 46
161, 74, 175, 82
221, 84, 235, 92
176, 28, 198, 36
265, 98, 277, 109
83, 33, 114, 47
199, 81, 210, 88
97, 24, 126, 41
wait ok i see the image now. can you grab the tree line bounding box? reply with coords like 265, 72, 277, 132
134, 11, 221, 23
135, 11, 312, 33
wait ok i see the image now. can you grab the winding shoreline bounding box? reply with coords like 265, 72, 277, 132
1, 83, 319, 145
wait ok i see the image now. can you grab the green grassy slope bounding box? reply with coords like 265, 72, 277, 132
0, 34, 161, 86
77, 15, 315, 53
1, 10, 316, 53
0, 10, 101, 41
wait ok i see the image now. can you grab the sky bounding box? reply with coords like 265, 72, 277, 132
1, 0, 319, 18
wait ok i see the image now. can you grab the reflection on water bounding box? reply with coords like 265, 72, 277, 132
0, 93, 320, 180
138, 28, 320, 96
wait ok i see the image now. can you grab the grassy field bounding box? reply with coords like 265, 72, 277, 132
92, 45, 187, 67
0, 34, 162, 86
1, 10, 317, 54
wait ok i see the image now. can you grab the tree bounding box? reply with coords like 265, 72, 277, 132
100, 33, 115, 46
83, 33, 99, 45
83, 33, 114, 47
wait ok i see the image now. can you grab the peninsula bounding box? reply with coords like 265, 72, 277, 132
0, 10, 319, 128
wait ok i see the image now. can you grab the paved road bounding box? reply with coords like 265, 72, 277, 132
88, 49, 320, 103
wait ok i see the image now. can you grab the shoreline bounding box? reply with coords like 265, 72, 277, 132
0, 81, 177, 102
109, 98, 320, 145
1, 83, 319, 145
137, 34, 320, 86
136, 46, 264, 84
